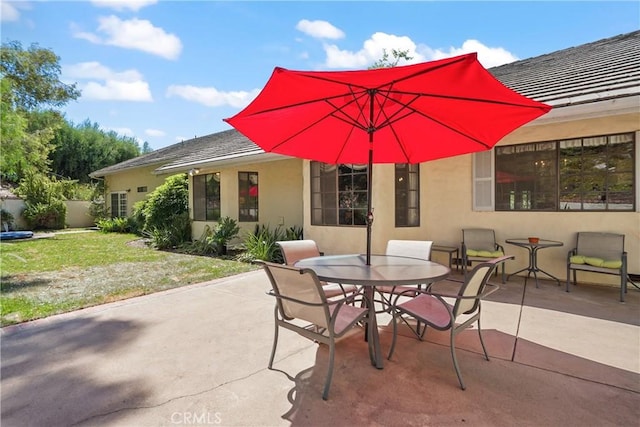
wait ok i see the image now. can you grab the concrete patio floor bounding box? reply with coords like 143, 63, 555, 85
1, 269, 639, 426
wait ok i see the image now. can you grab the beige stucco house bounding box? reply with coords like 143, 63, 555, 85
90, 31, 639, 289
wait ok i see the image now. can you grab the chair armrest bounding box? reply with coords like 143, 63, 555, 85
567, 248, 577, 262
496, 243, 505, 252
266, 290, 327, 307
391, 282, 500, 304
327, 286, 367, 307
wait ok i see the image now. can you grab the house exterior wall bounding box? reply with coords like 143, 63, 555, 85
190, 158, 303, 245
304, 111, 640, 285
102, 165, 172, 216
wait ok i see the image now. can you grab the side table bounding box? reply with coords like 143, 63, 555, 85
505, 238, 563, 287
432, 245, 460, 271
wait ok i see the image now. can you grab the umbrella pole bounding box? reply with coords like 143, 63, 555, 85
366, 148, 373, 265
366, 90, 375, 266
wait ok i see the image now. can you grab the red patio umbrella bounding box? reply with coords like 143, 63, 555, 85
224, 53, 551, 264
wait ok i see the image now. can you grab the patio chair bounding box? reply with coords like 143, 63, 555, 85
461, 228, 506, 283
567, 232, 628, 302
375, 240, 434, 314
277, 240, 358, 299
388, 255, 514, 390
259, 261, 369, 400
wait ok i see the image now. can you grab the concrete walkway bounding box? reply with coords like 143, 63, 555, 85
1, 270, 639, 426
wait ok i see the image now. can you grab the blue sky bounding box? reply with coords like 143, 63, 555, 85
2, 1, 639, 150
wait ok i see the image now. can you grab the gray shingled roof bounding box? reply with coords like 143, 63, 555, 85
91, 30, 639, 178
490, 30, 640, 106
89, 129, 261, 177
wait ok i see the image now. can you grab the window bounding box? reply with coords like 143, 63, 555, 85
110, 192, 127, 218
238, 172, 258, 222
494, 132, 635, 211
395, 164, 420, 226
193, 172, 221, 221
137, 186, 147, 193
311, 162, 368, 226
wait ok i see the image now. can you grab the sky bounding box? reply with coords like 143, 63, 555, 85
2, 1, 639, 151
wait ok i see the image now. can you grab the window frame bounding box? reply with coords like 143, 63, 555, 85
192, 172, 221, 222
238, 171, 259, 222
110, 192, 127, 218
394, 163, 420, 227
490, 132, 635, 212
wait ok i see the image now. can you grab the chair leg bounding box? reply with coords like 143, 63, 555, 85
322, 339, 336, 400
501, 263, 505, 284
268, 308, 279, 369
620, 273, 626, 303
388, 311, 398, 360
450, 330, 466, 390
566, 267, 571, 292
477, 317, 490, 361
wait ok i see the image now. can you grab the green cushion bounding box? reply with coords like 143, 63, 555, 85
468, 249, 503, 258
602, 260, 623, 269
584, 257, 604, 267
570, 255, 585, 264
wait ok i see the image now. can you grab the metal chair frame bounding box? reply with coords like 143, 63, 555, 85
260, 261, 369, 400
388, 255, 513, 390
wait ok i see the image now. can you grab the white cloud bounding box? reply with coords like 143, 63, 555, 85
64, 61, 153, 101
90, 0, 157, 12
322, 32, 518, 69
1, 1, 30, 22
145, 129, 165, 137
105, 126, 134, 137
72, 15, 182, 60
324, 32, 425, 69
424, 39, 519, 68
166, 85, 260, 109
296, 19, 345, 40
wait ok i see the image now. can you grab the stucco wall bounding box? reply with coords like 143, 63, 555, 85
305, 112, 640, 285
103, 164, 173, 216
1, 199, 94, 229
191, 158, 304, 245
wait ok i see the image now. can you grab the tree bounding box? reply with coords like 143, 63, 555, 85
0, 41, 80, 111
369, 48, 413, 69
0, 79, 56, 179
49, 120, 142, 182
0, 41, 80, 180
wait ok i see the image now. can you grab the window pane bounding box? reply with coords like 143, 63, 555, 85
311, 161, 368, 226
496, 142, 557, 211
395, 163, 420, 227
502, 132, 634, 211
560, 133, 634, 211
193, 173, 220, 221
238, 172, 258, 222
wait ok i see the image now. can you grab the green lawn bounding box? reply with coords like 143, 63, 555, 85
0, 231, 258, 326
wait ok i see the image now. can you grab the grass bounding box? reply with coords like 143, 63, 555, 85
0, 231, 259, 326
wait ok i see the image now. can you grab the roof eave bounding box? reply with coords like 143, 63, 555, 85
153, 151, 286, 175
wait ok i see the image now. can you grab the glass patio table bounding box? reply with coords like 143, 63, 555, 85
506, 238, 564, 288
295, 254, 450, 369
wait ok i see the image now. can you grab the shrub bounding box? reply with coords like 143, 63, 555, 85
181, 217, 240, 256
15, 172, 67, 229
96, 217, 131, 233
140, 174, 191, 249
148, 212, 191, 250
237, 224, 286, 263
22, 200, 66, 229
1, 209, 15, 231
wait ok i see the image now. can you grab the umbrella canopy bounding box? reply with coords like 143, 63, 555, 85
225, 53, 551, 263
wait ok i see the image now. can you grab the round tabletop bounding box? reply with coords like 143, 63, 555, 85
506, 238, 564, 248
294, 254, 450, 286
